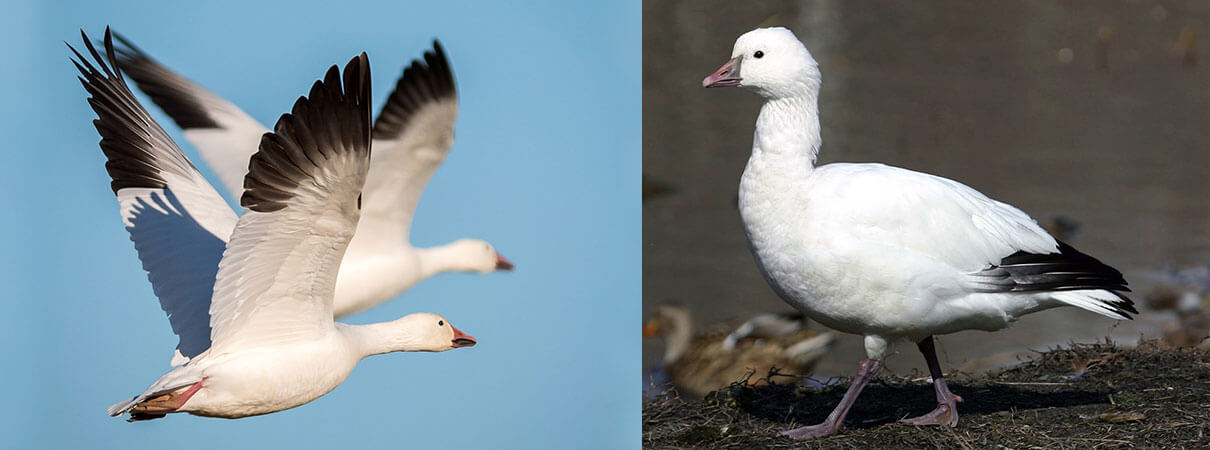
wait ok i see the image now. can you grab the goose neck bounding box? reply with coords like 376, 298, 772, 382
662, 311, 694, 363
416, 243, 472, 278
753, 94, 821, 166
341, 321, 424, 359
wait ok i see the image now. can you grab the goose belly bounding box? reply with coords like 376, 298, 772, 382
749, 237, 890, 333
180, 344, 357, 418
741, 202, 972, 339
748, 223, 1026, 341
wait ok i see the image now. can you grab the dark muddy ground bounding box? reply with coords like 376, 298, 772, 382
643, 341, 1210, 449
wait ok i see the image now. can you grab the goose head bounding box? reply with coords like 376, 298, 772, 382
702, 27, 820, 100
395, 312, 477, 351
642, 305, 693, 363
449, 239, 514, 272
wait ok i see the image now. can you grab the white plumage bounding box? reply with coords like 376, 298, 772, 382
704, 27, 1134, 440
74, 30, 477, 421
110, 33, 512, 323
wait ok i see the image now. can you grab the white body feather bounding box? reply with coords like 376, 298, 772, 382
727, 28, 1130, 360
110, 39, 504, 322
75, 40, 475, 420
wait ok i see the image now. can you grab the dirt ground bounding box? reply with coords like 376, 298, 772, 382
643, 341, 1210, 449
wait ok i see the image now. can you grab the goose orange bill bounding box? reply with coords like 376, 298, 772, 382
642, 319, 660, 337
451, 325, 477, 348
496, 254, 515, 271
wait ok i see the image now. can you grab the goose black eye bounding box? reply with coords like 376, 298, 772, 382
438, 320, 444, 326
754, 51, 764, 59
357, 194, 362, 210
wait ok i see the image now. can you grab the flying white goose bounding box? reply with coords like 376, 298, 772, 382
73, 29, 476, 421
98, 33, 510, 366
108, 32, 512, 320
702, 27, 1135, 440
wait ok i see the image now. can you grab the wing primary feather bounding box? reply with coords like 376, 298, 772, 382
973, 240, 1137, 317
109, 31, 222, 129
107, 30, 275, 200
70, 27, 200, 194
73, 27, 237, 363
241, 54, 372, 213
371, 41, 455, 139
206, 52, 371, 351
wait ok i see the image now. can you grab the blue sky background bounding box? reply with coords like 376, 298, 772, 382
0, 1, 638, 448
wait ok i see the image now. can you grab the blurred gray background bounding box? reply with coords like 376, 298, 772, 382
644, 0, 1209, 380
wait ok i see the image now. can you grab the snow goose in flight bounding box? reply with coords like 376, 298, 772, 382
72, 29, 476, 421
108, 32, 512, 319
702, 27, 1135, 440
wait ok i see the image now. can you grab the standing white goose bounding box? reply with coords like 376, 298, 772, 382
108, 32, 512, 320
73, 29, 476, 421
702, 27, 1135, 440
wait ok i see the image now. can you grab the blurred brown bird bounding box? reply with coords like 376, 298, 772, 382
643, 305, 834, 399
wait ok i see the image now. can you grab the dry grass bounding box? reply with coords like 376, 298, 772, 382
643, 340, 1210, 449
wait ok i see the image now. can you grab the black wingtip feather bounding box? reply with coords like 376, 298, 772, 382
371, 40, 455, 139
981, 240, 1136, 319
241, 54, 372, 213
72, 28, 193, 195
108, 31, 222, 129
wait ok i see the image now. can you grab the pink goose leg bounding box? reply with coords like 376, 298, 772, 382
900, 336, 963, 426
779, 359, 882, 440
128, 377, 208, 421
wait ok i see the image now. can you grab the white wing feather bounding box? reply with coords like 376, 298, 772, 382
115, 36, 461, 245
808, 163, 1058, 272
181, 114, 269, 200
207, 56, 372, 354
360, 42, 459, 246
73, 33, 238, 365
112, 33, 270, 200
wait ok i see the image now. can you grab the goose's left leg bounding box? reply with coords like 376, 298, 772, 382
900, 336, 963, 427
129, 378, 207, 421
